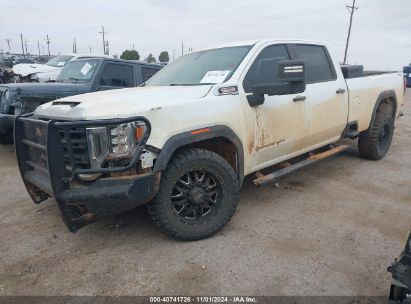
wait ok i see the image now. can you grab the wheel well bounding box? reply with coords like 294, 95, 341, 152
377, 96, 396, 117
175, 137, 239, 174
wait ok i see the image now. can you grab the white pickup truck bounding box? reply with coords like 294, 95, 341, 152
15, 39, 406, 240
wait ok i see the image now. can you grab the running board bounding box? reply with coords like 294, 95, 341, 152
253, 145, 350, 186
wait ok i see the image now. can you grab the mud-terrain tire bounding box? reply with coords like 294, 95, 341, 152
148, 148, 240, 241
358, 106, 394, 160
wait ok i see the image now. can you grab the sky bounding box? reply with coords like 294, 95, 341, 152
0, 0, 410, 70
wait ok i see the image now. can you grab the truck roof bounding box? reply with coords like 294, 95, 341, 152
200, 38, 327, 52
73, 57, 163, 68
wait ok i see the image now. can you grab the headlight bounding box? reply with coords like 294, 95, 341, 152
109, 121, 147, 157
86, 120, 147, 169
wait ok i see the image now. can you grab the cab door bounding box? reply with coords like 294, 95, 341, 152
241, 44, 309, 168
291, 44, 348, 146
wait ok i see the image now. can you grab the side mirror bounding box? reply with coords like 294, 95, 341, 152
247, 59, 306, 107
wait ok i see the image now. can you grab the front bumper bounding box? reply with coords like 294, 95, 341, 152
15, 114, 158, 232
388, 231, 411, 301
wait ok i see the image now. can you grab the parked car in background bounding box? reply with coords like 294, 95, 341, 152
404, 64, 411, 88
12, 54, 109, 83
13, 39, 405, 240
0, 57, 162, 142
14, 58, 36, 65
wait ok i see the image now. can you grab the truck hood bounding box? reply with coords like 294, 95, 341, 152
12, 63, 60, 77
34, 85, 213, 120
37, 70, 61, 82
4, 82, 90, 95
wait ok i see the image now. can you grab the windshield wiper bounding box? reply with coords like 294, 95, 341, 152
169, 83, 214, 86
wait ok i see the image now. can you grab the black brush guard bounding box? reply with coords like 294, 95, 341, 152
388, 230, 411, 302
15, 114, 160, 232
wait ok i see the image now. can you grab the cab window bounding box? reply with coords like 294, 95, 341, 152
141, 67, 160, 82
243, 45, 290, 93
100, 63, 134, 87
293, 45, 336, 83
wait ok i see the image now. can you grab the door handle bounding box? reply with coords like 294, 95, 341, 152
336, 88, 346, 94
293, 95, 306, 102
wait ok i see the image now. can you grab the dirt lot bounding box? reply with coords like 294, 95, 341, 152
0, 91, 410, 297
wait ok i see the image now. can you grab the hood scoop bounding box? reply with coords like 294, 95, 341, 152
35, 100, 85, 121
52, 101, 81, 108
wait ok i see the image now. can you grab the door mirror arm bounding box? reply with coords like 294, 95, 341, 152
247, 93, 265, 107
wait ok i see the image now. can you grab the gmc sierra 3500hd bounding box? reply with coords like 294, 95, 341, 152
15, 39, 406, 240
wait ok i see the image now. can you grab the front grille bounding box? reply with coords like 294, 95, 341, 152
20, 118, 49, 173
59, 126, 91, 172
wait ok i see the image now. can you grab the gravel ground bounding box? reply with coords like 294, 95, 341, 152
0, 91, 410, 296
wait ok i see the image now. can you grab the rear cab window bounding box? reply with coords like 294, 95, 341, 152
293, 44, 336, 83
100, 63, 134, 87
141, 66, 160, 82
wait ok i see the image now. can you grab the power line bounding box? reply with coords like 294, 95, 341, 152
343, 0, 358, 65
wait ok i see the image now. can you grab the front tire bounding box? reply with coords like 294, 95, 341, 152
148, 148, 240, 241
358, 108, 394, 160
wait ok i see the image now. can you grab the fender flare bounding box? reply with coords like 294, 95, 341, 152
368, 90, 397, 130
152, 125, 244, 183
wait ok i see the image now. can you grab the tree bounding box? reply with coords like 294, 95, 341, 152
145, 53, 156, 63
158, 51, 170, 63
120, 49, 140, 60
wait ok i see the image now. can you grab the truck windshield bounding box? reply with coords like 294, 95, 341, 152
146, 46, 252, 86
45, 55, 75, 67
57, 59, 100, 83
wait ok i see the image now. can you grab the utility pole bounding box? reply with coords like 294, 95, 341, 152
343, 0, 358, 65
5, 39, 11, 53
37, 41, 41, 59
73, 37, 77, 54
20, 34, 25, 58
45, 34, 51, 56
24, 37, 28, 55
89, 46, 92, 54
181, 42, 184, 56
99, 26, 107, 54
105, 41, 110, 55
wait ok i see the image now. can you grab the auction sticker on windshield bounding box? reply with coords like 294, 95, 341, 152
200, 70, 231, 84
80, 63, 92, 75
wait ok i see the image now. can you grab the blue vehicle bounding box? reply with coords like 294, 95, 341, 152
404, 64, 411, 88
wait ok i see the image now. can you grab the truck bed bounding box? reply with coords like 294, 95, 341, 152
345, 71, 405, 132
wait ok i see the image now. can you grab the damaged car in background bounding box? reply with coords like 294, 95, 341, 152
12, 54, 111, 83
0, 57, 162, 143
12, 54, 75, 83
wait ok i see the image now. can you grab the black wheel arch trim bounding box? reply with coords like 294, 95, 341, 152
368, 90, 398, 130
153, 125, 244, 183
